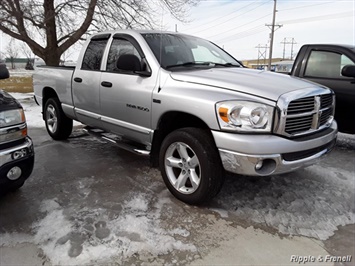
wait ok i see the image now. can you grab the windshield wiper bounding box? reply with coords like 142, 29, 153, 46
166, 61, 240, 69
212, 62, 240, 67
166, 62, 210, 69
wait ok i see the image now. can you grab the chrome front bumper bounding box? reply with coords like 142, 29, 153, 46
212, 121, 337, 176
0, 137, 34, 168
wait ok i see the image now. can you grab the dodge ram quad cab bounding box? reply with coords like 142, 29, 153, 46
0, 64, 34, 195
34, 30, 337, 204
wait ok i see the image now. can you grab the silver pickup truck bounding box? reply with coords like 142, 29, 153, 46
34, 30, 337, 204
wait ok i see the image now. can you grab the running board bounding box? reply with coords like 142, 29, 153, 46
83, 127, 150, 156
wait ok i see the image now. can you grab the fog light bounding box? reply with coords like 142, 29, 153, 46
255, 160, 263, 170
7, 166, 22, 180
12, 149, 27, 160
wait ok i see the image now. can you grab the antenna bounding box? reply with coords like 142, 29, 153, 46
158, 2, 164, 93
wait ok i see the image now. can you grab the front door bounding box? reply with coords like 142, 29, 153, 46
302, 49, 355, 133
100, 35, 157, 145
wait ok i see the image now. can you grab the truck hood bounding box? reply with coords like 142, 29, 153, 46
170, 68, 323, 101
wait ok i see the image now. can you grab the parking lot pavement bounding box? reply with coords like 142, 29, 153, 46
0, 127, 354, 265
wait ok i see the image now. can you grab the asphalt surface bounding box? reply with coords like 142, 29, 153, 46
0, 127, 354, 265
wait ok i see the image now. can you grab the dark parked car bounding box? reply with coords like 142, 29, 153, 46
291, 44, 355, 134
0, 63, 34, 195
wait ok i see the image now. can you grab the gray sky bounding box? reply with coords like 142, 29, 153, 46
163, 0, 355, 60
0, 0, 353, 62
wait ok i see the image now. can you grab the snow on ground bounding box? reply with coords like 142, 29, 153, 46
8, 69, 34, 77
5, 92, 355, 263
10, 92, 82, 128
216, 165, 355, 240
10, 92, 43, 128
29, 194, 195, 265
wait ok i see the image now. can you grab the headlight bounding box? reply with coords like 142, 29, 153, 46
0, 108, 26, 128
216, 101, 274, 132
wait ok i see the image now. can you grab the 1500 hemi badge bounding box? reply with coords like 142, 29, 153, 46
126, 103, 150, 112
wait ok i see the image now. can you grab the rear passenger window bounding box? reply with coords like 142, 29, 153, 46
81, 39, 108, 70
305, 50, 355, 79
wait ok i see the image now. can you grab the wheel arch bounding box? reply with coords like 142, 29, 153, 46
42, 87, 59, 119
150, 111, 215, 167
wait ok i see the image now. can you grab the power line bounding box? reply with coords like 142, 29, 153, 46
183, 1, 260, 32
207, 13, 271, 39
278, 1, 337, 12
186, 0, 272, 34
214, 25, 267, 43
279, 11, 353, 25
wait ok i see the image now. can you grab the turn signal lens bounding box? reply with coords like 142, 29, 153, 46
219, 107, 229, 123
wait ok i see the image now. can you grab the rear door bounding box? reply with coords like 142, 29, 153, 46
72, 34, 110, 127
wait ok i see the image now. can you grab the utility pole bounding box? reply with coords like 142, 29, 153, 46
266, 0, 282, 70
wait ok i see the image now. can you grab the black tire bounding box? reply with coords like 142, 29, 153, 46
10, 181, 25, 192
44, 98, 73, 140
159, 128, 225, 205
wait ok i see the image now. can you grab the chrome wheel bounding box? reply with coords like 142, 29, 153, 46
46, 104, 58, 134
164, 142, 201, 194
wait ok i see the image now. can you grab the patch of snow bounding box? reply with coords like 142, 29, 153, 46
0, 233, 33, 246
337, 132, 355, 149
124, 195, 149, 212
9, 92, 81, 128
209, 208, 229, 218
217, 165, 355, 240
9, 92, 44, 128
6, 192, 197, 265
9, 69, 34, 77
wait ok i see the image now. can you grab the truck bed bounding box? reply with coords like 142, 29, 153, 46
33, 65, 75, 109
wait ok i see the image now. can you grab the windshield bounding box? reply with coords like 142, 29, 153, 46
141, 33, 242, 70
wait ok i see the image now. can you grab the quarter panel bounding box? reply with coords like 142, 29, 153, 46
33, 66, 75, 107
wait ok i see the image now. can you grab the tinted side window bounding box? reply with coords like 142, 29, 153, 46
81, 40, 108, 70
304, 50, 355, 78
106, 39, 141, 72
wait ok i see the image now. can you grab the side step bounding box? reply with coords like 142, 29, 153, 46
83, 127, 150, 156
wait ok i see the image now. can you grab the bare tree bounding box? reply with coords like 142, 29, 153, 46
6, 38, 18, 69
21, 42, 33, 60
0, 0, 198, 66
21, 42, 35, 69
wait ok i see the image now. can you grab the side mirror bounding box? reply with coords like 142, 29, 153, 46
341, 64, 355, 78
0, 64, 10, 80
116, 54, 151, 77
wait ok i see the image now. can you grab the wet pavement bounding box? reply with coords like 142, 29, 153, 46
0, 127, 354, 265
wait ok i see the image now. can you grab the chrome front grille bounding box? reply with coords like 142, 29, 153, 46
287, 96, 314, 115
275, 88, 335, 137
285, 115, 313, 133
